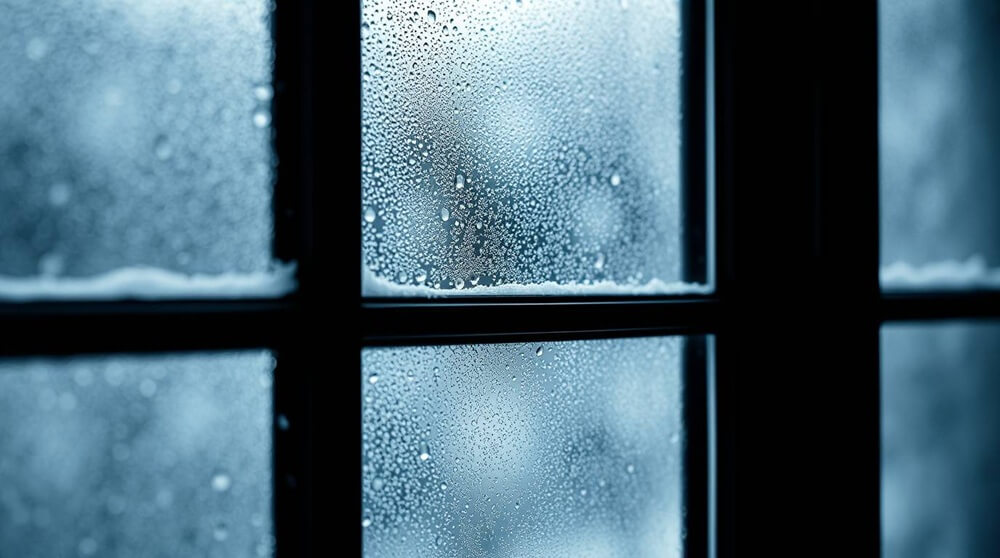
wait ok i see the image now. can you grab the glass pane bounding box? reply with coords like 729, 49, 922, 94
0, 352, 274, 557
361, 1, 706, 296
880, 0, 1000, 289
882, 323, 1000, 557
0, 1, 292, 300
362, 337, 687, 557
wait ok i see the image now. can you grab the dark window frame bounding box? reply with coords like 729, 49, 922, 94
1, 1, 993, 557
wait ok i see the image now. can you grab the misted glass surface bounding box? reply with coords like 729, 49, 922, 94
882, 323, 1000, 557
361, 1, 700, 296
0, 352, 274, 558
0, 0, 274, 280
361, 338, 686, 558
880, 0, 1000, 288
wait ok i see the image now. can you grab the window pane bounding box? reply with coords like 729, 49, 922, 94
362, 337, 687, 557
0, 1, 290, 300
882, 323, 1000, 557
880, 0, 1000, 289
0, 352, 274, 557
361, 1, 705, 296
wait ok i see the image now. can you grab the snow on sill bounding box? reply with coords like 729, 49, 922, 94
881, 257, 1000, 290
0, 263, 297, 302
362, 266, 713, 297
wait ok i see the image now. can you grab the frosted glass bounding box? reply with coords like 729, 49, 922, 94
0, 352, 274, 558
880, 0, 1000, 288
361, 338, 685, 558
882, 323, 1000, 557
361, 1, 698, 296
0, 1, 275, 280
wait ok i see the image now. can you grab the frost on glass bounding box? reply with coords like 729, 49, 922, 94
362, 338, 685, 558
361, 1, 701, 296
0, 352, 274, 558
882, 323, 1000, 557
0, 0, 282, 298
880, 0, 1000, 289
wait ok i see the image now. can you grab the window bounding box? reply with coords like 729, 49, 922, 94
6, 0, 986, 557
879, 0, 1000, 555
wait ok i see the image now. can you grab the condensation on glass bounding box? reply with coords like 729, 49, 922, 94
880, 0, 1000, 289
361, 1, 701, 296
0, 0, 275, 281
882, 323, 1000, 557
361, 338, 686, 558
0, 352, 274, 558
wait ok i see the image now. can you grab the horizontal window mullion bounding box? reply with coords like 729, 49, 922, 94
362, 297, 724, 345
881, 291, 1000, 322
0, 300, 295, 356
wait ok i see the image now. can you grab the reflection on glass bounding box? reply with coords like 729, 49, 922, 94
0, 352, 274, 557
882, 323, 1000, 557
362, 338, 686, 558
880, 0, 1000, 289
361, 1, 704, 296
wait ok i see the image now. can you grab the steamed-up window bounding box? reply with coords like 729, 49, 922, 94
362, 338, 688, 557
882, 323, 1000, 558
0, 0, 293, 300
360, 0, 707, 296
880, 0, 1000, 289
0, 352, 274, 557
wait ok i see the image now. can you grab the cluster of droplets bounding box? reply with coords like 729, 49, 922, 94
361, 0, 684, 293
361, 338, 685, 557
0, 0, 275, 278
0, 352, 275, 557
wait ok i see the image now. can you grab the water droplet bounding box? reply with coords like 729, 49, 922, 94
536, 346, 544, 357
440, 483, 448, 491
364, 207, 376, 223
595, 252, 605, 270
361, 22, 371, 39
277, 414, 290, 431
253, 109, 271, 128
610, 173, 621, 186
39, 253, 64, 278
580, 489, 588, 496
626, 464, 636, 474
670, 432, 680, 444
139, 379, 157, 398
26, 37, 48, 61
454, 278, 465, 289
362, 517, 373, 528
78, 537, 98, 556
455, 173, 465, 189
426, 10, 436, 22
48, 183, 71, 207
254, 84, 274, 102
514, 501, 520, 509
441, 207, 450, 221
415, 269, 427, 283
372, 477, 385, 491
368, 373, 379, 385
213, 522, 229, 542
211, 472, 232, 492
419, 441, 431, 461
154, 135, 173, 161
620, 0, 629, 9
